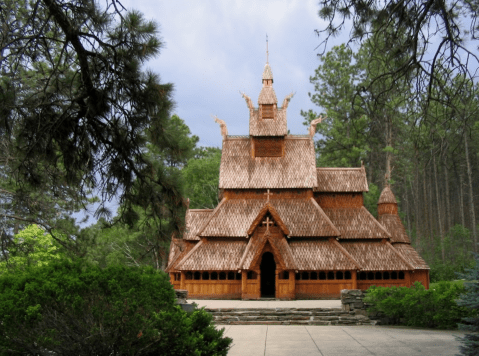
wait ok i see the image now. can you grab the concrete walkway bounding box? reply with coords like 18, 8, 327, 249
221, 324, 465, 356
189, 299, 342, 309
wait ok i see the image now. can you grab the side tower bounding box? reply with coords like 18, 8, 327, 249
377, 185, 430, 288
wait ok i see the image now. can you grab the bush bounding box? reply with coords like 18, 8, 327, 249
0, 260, 231, 355
364, 281, 476, 329
457, 252, 479, 355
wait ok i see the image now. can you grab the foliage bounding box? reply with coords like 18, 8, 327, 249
0, 225, 66, 274
315, 0, 478, 112
363, 183, 380, 217
0, 260, 232, 355
364, 281, 476, 329
182, 147, 222, 209
0, 0, 186, 252
457, 251, 479, 355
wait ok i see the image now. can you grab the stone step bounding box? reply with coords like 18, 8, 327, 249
205, 307, 376, 326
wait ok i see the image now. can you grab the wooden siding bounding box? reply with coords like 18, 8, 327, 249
253, 136, 284, 157
295, 280, 354, 299
184, 280, 242, 299
315, 193, 363, 208
378, 203, 398, 215
411, 270, 429, 289
224, 189, 312, 200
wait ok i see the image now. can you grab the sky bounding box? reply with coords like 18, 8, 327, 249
118, 0, 349, 148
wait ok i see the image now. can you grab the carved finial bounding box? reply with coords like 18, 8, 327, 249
281, 92, 294, 110
213, 115, 228, 139
309, 115, 325, 137
240, 91, 254, 113
186, 197, 190, 209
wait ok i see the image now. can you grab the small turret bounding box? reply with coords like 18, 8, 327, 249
377, 185, 398, 216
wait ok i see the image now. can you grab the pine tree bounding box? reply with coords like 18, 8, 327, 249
457, 251, 479, 355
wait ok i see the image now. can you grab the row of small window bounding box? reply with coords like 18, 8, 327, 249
172, 270, 407, 282
296, 271, 405, 281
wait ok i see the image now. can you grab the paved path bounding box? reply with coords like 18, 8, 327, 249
189, 299, 342, 309
221, 324, 464, 356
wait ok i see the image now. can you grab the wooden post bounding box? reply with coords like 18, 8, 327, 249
180, 272, 185, 290
352, 270, 357, 290
290, 270, 295, 299
241, 271, 247, 299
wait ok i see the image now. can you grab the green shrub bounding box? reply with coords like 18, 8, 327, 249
364, 281, 476, 329
0, 260, 232, 355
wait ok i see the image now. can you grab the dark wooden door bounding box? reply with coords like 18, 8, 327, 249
260, 252, 276, 298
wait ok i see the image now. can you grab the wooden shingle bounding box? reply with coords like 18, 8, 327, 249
378, 185, 397, 204
340, 241, 412, 271
219, 136, 317, 189
199, 198, 339, 238
314, 167, 368, 192
290, 239, 358, 270
378, 214, 411, 243
393, 243, 430, 269
166, 239, 196, 272
183, 209, 214, 241
176, 240, 247, 271
322, 207, 391, 239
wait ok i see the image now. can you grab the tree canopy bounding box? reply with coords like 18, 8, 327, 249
0, 0, 187, 253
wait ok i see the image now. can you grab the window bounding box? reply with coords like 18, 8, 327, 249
236, 272, 242, 280
367, 272, 374, 280
310, 271, 318, 280
399, 271, 405, 279
345, 271, 352, 280
247, 271, 257, 279
391, 271, 398, 280
319, 271, 326, 280
219, 272, 226, 280
228, 272, 235, 280
375, 272, 382, 280
336, 271, 344, 280
383, 272, 390, 280
327, 271, 335, 280
261, 104, 274, 119
280, 271, 289, 280
194, 272, 201, 280
211, 272, 218, 280
202, 272, 209, 280
185, 272, 193, 280
359, 272, 367, 280
302, 271, 310, 280
295, 273, 301, 280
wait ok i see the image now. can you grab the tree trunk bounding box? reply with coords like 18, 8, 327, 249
443, 154, 452, 232
433, 152, 445, 261
459, 172, 466, 228
414, 156, 421, 250
464, 133, 477, 252
422, 164, 430, 241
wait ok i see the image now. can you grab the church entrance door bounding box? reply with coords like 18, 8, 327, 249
260, 252, 276, 298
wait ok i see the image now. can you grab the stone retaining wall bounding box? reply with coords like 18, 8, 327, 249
340, 289, 388, 324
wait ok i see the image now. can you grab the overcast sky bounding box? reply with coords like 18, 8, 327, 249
119, 0, 349, 148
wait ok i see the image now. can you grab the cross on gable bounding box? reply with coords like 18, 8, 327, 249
264, 189, 273, 203
262, 216, 274, 232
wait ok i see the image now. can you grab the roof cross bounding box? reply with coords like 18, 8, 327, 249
264, 188, 273, 203
262, 216, 274, 232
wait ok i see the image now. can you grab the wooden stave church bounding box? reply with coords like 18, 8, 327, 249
166, 59, 429, 299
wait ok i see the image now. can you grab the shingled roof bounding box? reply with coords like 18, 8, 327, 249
378, 185, 397, 204
249, 108, 287, 136
393, 243, 430, 269
166, 239, 196, 272
322, 207, 391, 239
183, 209, 213, 241
340, 241, 413, 271
290, 239, 359, 270
258, 86, 277, 104
176, 239, 247, 271
198, 198, 339, 238
314, 167, 369, 192
219, 136, 317, 189
378, 214, 411, 243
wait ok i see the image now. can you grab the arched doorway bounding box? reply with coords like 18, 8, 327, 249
260, 252, 276, 298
